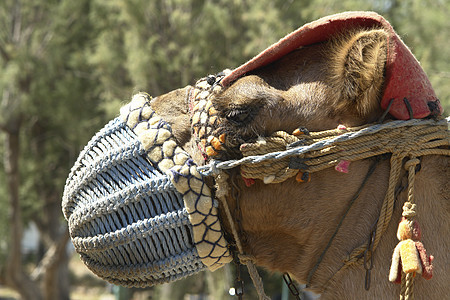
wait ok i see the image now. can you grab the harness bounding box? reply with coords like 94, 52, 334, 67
62, 81, 448, 297
183, 11, 446, 298
189, 73, 449, 299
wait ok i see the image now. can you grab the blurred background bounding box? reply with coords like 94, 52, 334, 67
0, 0, 448, 299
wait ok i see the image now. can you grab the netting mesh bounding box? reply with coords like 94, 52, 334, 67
119, 93, 232, 270
62, 118, 206, 287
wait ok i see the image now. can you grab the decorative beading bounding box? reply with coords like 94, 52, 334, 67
189, 73, 230, 160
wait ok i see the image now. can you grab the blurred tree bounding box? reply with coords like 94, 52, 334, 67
0, 1, 105, 299
384, 0, 450, 115
87, 0, 448, 115
88, 0, 299, 108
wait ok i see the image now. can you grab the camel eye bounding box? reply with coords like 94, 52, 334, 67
226, 108, 252, 125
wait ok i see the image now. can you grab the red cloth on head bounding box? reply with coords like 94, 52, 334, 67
222, 11, 442, 120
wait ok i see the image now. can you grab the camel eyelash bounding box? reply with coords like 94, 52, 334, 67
224, 105, 261, 126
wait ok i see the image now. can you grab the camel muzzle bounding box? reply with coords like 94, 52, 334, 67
62, 94, 232, 287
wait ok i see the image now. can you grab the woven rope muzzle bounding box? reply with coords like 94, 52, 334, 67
62, 93, 231, 287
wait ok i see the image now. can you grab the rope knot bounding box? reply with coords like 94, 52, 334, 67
239, 131, 300, 184
402, 202, 417, 218
238, 254, 255, 265
209, 159, 220, 175
404, 158, 420, 171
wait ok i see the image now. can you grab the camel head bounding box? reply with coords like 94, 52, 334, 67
147, 12, 445, 297
209, 28, 388, 150
152, 27, 389, 156
150, 24, 391, 284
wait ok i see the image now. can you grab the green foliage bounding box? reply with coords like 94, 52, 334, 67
0, 0, 106, 263
87, 0, 305, 113
392, 0, 450, 115
84, 0, 449, 116
20, 1, 105, 222
0, 145, 6, 264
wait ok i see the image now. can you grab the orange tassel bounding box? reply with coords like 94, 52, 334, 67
205, 146, 218, 157
296, 171, 310, 183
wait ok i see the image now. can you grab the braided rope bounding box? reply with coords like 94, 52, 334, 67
215, 171, 271, 300
240, 132, 299, 183
241, 256, 271, 300
198, 117, 449, 176
200, 118, 448, 261
401, 272, 414, 300
396, 158, 420, 300
400, 272, 407, 300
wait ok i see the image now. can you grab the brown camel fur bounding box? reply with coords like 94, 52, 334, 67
150, 27, 449, 299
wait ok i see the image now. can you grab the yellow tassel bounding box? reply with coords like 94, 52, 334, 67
400, 240, 421, 274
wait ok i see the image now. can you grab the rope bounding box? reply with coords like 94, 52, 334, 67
240, 255, 271, 300
399, 272, 407, 300
201, 116, 448, 296
397, 158, 420, 300
215, 173, 270, 300
239, 132, 299, 183
401, 273, 414, 300
198, 117, 449, 176
306, 157, 381, 287
215, 173, 244, 254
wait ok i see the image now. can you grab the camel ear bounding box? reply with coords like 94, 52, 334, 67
329, 29, 388, 116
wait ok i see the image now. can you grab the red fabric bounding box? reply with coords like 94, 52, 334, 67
415, 241, 433, 280
242, 177, 256, 187
222, 11, 442, 120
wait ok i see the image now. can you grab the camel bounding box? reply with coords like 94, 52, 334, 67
63, 11, 448, 300
149, 12, 449, 300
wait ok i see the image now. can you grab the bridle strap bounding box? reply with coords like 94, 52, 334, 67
214, 171, 271, 300
306, 155, 384, 288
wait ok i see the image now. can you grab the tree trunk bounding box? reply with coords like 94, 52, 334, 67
2, 116, 43, 300
30, 119, 70, 300
41, 229, 70, 300
206, 265, 232, 300
30, 119, 71, 300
